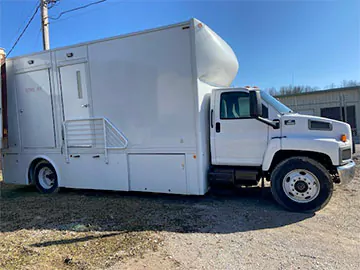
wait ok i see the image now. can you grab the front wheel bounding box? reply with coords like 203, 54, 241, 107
270, 157, 333, 212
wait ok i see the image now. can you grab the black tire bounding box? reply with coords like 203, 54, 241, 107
270, 157, 333, 212
33, 161, 59, 194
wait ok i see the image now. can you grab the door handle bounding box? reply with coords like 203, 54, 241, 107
81, 104, 90, 108
216, 122, 221, 133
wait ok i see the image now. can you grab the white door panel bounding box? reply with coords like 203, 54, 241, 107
16, 69, 55, 148
211, 90, 268, 166
59, 63, 90, 120
215, 119, 268, 165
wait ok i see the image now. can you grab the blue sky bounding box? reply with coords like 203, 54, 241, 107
0, 0, 359, 90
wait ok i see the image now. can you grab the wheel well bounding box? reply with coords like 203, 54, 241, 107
28, 158, 49, 184
269, 150, 335, 174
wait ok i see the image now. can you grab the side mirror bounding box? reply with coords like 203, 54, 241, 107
249, 90, 262, 117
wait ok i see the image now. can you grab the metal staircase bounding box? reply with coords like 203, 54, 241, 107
63, 118, 128, 163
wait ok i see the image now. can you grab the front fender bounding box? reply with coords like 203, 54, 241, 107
262, 137, 343, 171
281, 137, 342, 165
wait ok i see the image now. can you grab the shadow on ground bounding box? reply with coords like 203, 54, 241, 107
0, 183, 314, 243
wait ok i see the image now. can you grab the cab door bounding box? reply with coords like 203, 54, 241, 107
210, 89, 269, 166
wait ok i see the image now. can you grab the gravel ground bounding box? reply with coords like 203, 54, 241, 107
1, 150, 360, 269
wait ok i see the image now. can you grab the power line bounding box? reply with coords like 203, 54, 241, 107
10, 1, 40, 47
49, 0, 107, 20
50, 0, 123, 25
50, 0, 113, 25
48, 0, 60, 9
32, 27, 42, 50
8, 3, 41, 56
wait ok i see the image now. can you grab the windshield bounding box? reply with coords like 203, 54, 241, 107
261, 91, 293, 114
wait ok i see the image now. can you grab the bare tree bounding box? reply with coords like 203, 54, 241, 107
276, 85, 318, 95
267, 80, 359, 96
340, 80, 360, 87
326, 83, 337, 89
266, 87, 277, 96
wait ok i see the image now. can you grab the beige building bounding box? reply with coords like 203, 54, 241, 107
275, 86, 360, 142
0, 48, 4, 169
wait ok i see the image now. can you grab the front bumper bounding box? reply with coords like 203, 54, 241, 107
337, 160, 356, 185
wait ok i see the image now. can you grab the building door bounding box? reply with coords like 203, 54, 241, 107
321, 105, 357, 135
59, 63, 91, 120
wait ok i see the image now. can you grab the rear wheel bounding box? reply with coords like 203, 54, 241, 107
34, 161, 59, 194
270, 157, 333, 212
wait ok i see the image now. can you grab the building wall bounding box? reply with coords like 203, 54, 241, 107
0, 48, 5, 170
276, 87, 360, 142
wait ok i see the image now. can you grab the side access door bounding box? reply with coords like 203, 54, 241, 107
58, 60, 94, 149
14, 52, 56, 149
210, 89, 269, 166
59, 62, 91, 121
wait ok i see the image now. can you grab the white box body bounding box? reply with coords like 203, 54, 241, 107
1, 19, 238, 195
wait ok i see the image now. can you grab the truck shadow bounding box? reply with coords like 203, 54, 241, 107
0, 183, 314, 238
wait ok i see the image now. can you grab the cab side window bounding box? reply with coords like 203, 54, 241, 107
220, 92, 250, 119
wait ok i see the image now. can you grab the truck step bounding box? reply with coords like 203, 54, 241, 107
208, 166, 261, 187
208, 171, 234, 185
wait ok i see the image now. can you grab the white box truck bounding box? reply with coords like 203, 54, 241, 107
0, 19, 355, 212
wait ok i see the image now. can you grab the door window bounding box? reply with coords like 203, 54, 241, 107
220, 92, 250, 119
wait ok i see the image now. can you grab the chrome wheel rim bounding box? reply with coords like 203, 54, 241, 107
282, 169, 320, 203
38, 167, 55, 189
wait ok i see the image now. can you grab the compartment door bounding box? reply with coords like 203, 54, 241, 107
16, 69, 55, 148
129, 154, 187, 194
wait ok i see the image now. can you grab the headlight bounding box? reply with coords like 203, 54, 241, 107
340, 148, 352, 163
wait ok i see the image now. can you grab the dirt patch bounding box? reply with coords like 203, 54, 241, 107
0, 229, 160, 270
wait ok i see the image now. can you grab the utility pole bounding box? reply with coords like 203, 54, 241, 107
41, 0, 50, 50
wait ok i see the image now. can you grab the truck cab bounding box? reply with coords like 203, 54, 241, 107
209, 87, 355, 212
